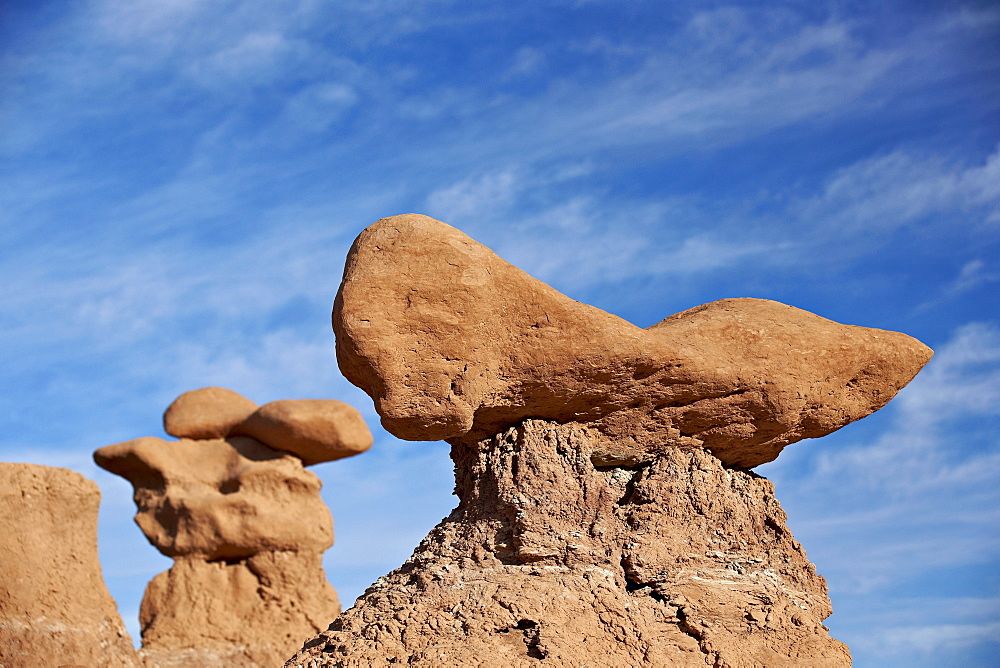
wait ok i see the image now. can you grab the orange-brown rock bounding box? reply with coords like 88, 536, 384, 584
234, 399, 374, 466
334, 213, 931, 468
0, 463, 141, 667
94, 436, 334, 560
163, 386, 258, 440
95, 390, 370, 666
289, 421, 852, 667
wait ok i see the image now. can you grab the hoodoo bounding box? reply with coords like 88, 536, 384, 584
96, 389, 372, 667
290, 214, 931, 667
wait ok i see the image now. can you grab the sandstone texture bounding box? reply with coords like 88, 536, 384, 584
334, 214, 932, 468
139, 551, 340, 668
0, 463, 141, 667
295, 214, 933, 666
96, 389, 370, 666
289, 422, 851, 667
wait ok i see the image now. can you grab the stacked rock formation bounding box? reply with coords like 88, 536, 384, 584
95, 388, 372, 667
289, 214, 932, 667
0, 463, 141, 667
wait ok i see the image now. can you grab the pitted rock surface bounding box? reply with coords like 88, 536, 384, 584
334, 213, 931, 468
288, 421, 852, 667
0, 463, 141, 667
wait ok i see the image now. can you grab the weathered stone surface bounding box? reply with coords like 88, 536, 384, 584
163, 386, 258, 440
334, 214, 932, 468
94, 436, 333, 560
289, 421, 852, 667
140, 551, 339, 668
0, 463, 141, 667
234, 399, 374, 466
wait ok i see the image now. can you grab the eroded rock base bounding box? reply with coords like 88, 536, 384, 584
289, 421, 851, 667
142, 551, 339, 667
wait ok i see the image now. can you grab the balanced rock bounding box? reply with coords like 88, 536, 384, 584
292, 214, 932, 666
96, 390, 371, 666
0, 463, 141, 667
164, 386, 258, 440
334, 214, 931, 468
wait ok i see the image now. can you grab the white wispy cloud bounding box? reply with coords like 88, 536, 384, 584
917, 259, 1000, 313
877, 622, 1000, 656
793, 145, 1000, 236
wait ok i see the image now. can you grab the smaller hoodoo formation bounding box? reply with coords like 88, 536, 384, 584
0, 463, 141, 667
289, 214, 932, 667
95, 388, 372, 667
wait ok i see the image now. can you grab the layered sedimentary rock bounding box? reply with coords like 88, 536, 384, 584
0, 463, 141, 667
291, 214, 931, 666
96, 390, 372, 667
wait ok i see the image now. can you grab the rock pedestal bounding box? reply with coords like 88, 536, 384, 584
289, 421, 850, 667
0, 463, 141, 668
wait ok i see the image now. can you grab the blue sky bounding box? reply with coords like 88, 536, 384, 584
1, 1, 998, 665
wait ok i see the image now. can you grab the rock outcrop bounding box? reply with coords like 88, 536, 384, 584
96, 390, 372, 667
290, 214, 932, 666
0, 463, 141, 667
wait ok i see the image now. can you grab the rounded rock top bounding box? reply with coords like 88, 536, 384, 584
161, 389, 373, 465
163, 387, 258, 440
